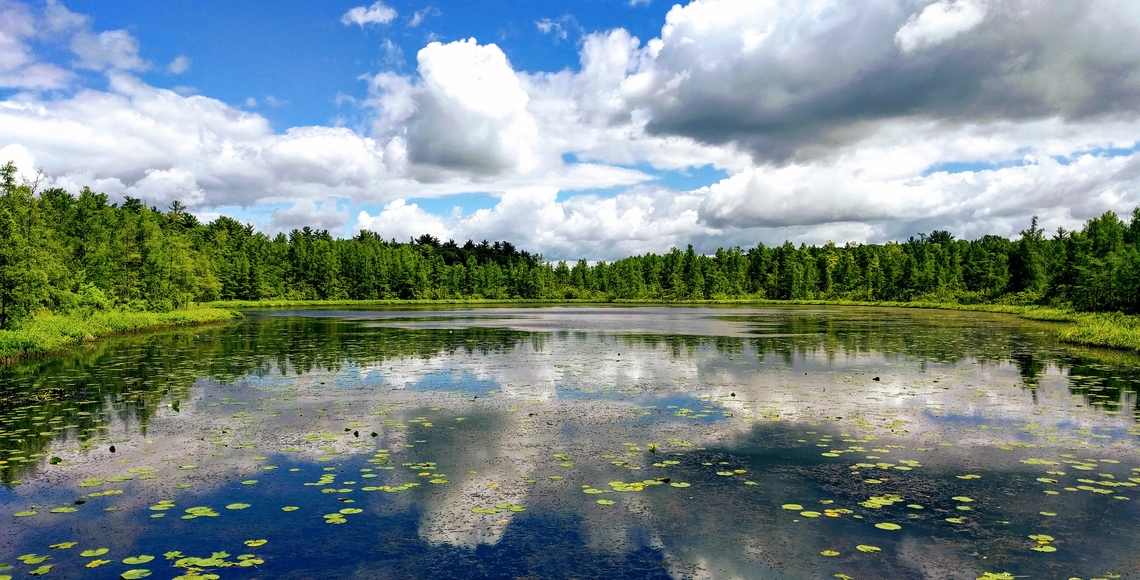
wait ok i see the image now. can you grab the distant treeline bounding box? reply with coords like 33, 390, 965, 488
2, 161, 1139, 328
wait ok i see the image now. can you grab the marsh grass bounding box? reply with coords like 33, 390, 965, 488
1055, 313, 1140, 353
0, 307, 241, 364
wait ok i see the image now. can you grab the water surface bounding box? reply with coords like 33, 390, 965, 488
2, 306, 1139, 579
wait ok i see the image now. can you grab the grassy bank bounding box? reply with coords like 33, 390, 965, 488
0, 307, 242, 365
206, 297, 1140, 354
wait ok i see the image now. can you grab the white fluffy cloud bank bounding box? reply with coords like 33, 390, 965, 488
2, 0, 1140, 259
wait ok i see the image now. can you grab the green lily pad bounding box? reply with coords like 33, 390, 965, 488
120, 569, 152, 579
225, 503, 251, 510
81, 549, 109, 557
122, 555, 154, 565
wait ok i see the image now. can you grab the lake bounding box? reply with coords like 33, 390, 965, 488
2, 306, 1139, 580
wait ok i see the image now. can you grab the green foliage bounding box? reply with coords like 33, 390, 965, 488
0, 307, 240, 363
1, 160, 1138, 332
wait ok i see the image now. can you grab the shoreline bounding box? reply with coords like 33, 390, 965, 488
0, 308, 243, 367
205, 297, 1138, 355
3, 300, 1136, 366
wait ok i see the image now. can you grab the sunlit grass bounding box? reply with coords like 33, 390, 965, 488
0, 307, 241, 363
1055, 313, 1140, 353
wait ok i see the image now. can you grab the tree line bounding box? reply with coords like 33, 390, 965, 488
2, 161, 1138, 328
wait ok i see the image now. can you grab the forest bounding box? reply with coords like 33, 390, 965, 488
2, 160, 1139, 331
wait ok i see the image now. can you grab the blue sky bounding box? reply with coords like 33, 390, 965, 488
59, 0, 666, 130
1, 0, 1138, 259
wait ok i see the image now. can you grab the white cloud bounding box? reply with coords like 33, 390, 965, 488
3, 0, 1140, 260
0, 142, 37, 183
167, 54, 191, 74
124, 167, 205, 206
71, 29, 147, 71
341, 2, 397, 27
43, 0, 86, 32
357, 186, 714, 259
358, 199, 451, 241
895, 0, 988, 52
380, 38, 403, 65
409, 7, 440, 28
400, 39, 540, 175
0, 62, 72, 88
535, 18, 568, 41
270, 199, 350, 233
0, 0, 35, 71
535, 15, 580, 43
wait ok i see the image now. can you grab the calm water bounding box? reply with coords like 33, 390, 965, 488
2, 306, 1140, 580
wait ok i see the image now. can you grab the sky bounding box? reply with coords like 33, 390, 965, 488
1, 0, 1139, 260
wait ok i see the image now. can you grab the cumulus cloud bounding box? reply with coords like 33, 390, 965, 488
341, 1, 397, 27
895, 0, 988, 52
3, 0, 1140, 260
167, 54, 190, 74
357, 199, 451, 242
270, 199, 350, 233
358, 186, 715, 260
70, 29, 148, 71
0, 0, 35, 70
0, 61, 71, 88
632, 0, 1140, 162
0, 0, 72, 88
401, 39, 540, 175
124, 167, 205, 206
43, 0, 86, 31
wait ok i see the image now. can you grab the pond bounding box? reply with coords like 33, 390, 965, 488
2, 305, 1140, 580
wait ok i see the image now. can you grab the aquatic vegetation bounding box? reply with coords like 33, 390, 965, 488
1, 307, 1138, 579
